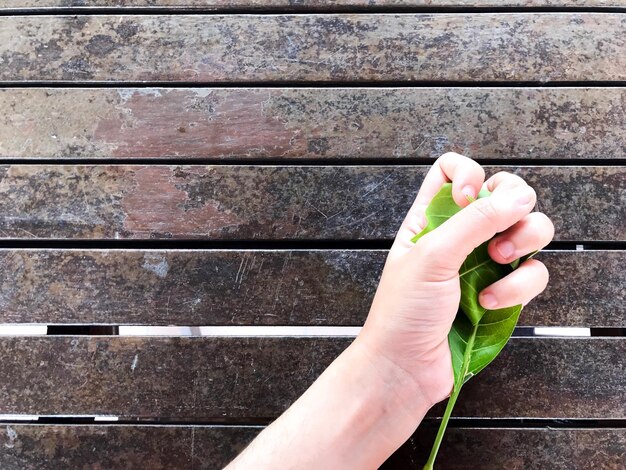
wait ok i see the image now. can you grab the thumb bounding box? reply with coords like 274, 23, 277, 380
409, 184, 536, 281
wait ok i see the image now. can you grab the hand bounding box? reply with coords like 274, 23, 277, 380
357, 153, 555, 408
229, 153, 556, 470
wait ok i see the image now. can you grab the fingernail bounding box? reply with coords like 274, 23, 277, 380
462, 185, 475, 200
516, 188, 534, 206
480, 292, 498, 309
496, 240, 515, 259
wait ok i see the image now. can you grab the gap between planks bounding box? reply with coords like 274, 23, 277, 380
2, 7, 626, 16
0, 240, 622, 250
2, 325, 625, 337
0, 416, 625, 429
2, 81, 626, 88
0, 158, 623, 167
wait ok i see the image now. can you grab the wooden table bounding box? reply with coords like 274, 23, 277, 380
0, 1, 624, 468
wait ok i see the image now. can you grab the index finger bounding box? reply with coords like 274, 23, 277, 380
415, 152, 486, 208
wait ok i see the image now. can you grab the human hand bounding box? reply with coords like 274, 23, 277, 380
357, 153, 555, 408
229, 153, 555, 469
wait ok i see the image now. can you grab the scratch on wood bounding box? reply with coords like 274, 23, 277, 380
361, 173, 394, 198
190, 427, 196, 470
235, 256, 245, 286
4, 426, 17, 449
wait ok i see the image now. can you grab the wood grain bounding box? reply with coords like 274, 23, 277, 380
384, 425, 626, 469
1, 424, 624, 470
0, 337, 623, 419
0, 165, 622, 241
0, 424, 262, 470
1, 14, 624, 82
2, 87, 624, 160
4, 1, 626, 9
0, 250, 622, 327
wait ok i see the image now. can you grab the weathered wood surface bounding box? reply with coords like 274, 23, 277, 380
0, 250, 622, 327
0, 424, 262, 470
0, 166, 622, 241
384, 426, 626, 469
0, 337, 623, 418
1, 15, 625, 82
0, 249, 383, 326
4, 0, 626, 9
3, 87, 625, 160
1, 425, 624, 470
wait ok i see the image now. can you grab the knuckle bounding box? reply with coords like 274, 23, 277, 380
487, 171, 525, 191
534, 212, 556, 241
491, 171, 510, 180
520, 221, 546, 247
439, 151, 464, 161
438, 152, 470, 169
475, 164, 486, 180
414, 232, 443, 258
471, 198, 501, 226
464, 160, 486, 182
525, 259, 550, 291
507, 281, 524, 301
535, 261, 550, 289
528, 230, 545, 248
486, 171, 510, 189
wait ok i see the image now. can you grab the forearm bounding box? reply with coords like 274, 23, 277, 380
227, 337, 433, 469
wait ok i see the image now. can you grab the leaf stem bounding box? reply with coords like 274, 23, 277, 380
422, 385, 461, 470
423, 322, 479, 469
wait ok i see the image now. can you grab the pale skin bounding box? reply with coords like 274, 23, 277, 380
227, 153, 555, 469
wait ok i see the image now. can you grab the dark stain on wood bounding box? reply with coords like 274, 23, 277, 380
0, 165, 621, 241
0, 250, 622, 327
0, 337, 623, 419
1, 88, 624, 160
0, 14, 624, 82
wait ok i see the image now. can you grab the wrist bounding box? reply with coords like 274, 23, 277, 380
353, 330, 453, 410
228, 334, 440, 469
348, 335, 438, 424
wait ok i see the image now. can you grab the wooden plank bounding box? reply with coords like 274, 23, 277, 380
0, 424, 262, 470
0, 166, 621, 241
1, 14, 624, 82
0, 337, 623, 418
4, 1, 626, 9
1, 425, 624, 470
0, 249, 383, 326
0, 250, 622, 327
2, 87, 624, 160
384, 426, 626, 469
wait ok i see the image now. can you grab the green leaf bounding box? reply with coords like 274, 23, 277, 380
458, 242, 512, 325
412, 184, 528, 469
449, 305, 521, 386
410, 184, 465, 244
510, 249, 540, 269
